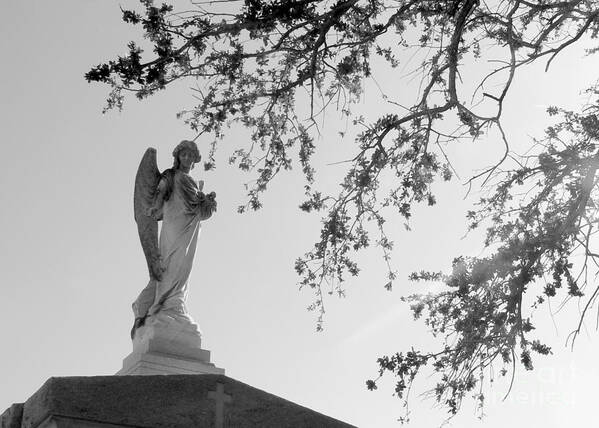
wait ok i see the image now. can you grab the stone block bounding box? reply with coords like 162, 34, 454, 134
3, 375, 356, 428
0, 403, 23, 428
119, 351, 224, 376
117, 322, 224, 376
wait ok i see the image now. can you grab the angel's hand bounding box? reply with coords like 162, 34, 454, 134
152, 267, 163, 281
198, 180, 204, 192
146, 206, 159, 219
151, 257, 165, 281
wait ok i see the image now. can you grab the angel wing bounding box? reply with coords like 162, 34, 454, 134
134, 147, 162, 280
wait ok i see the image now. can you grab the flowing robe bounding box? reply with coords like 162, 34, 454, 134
133, 170, 210, 330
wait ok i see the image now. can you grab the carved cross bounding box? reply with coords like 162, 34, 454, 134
208, 382, 232, 428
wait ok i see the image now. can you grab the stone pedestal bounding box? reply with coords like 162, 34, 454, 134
1, 375, 356, 428
117, 318, 224, 376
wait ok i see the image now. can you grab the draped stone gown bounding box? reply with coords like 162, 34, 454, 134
133, 170, 208, 332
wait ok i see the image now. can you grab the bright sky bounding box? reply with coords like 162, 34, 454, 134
1, 2, 598, 427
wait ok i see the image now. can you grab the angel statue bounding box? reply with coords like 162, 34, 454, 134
131, 140, 216, 339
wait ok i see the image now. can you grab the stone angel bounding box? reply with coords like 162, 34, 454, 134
131, 140, 216, 339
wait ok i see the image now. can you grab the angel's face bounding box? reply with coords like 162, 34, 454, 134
178, 149, 195, 170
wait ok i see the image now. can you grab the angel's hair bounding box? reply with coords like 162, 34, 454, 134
172, 140, 201, 170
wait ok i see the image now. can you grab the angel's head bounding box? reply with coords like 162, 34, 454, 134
172, 140, 201, 171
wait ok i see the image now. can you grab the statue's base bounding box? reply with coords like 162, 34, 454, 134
1, 375, 356, 428
117, 320, 224, 376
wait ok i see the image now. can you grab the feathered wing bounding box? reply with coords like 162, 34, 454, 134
134, 147, 162, 280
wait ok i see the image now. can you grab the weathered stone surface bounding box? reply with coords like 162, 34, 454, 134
131, 141, 215, 341
118, 351, 224, 376
0, 403, 23, 428
7, 375, 355, 428
117, 323, 224, 376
